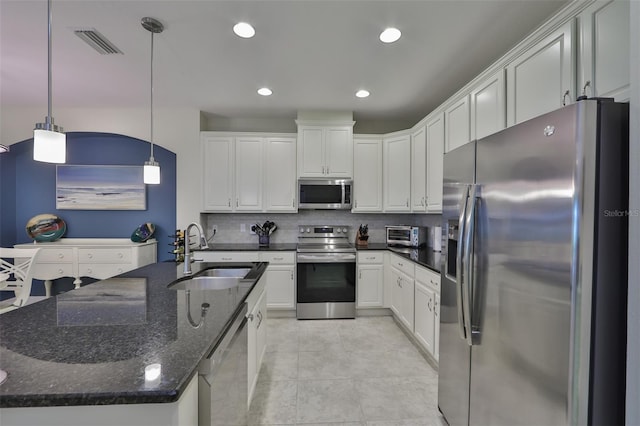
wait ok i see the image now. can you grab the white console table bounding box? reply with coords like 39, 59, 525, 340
14, 238, 157, 297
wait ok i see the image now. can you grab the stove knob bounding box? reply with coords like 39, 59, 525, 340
336, 229, 342, 233
300, 228, 304, 233
342, 228, 348, 233
306, 228, 311, 233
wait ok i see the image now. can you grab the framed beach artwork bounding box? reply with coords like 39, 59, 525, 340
56, 165, 146, 210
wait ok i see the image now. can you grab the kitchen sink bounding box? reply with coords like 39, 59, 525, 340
198, 267, 252, 278
169, 276, 241, 291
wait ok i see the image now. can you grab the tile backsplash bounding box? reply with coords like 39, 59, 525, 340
200, 211, 441, 245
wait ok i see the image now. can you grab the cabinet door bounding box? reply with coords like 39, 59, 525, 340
357, 264, 384, 308
390, 268, 403, 316
411, 126, 427, 212
298, 127, 325, 177
426, 112, 444, 213
414, 281, 436, 355
444, 95, 471, 152
383, 135, 411, 212
325, 127, 353, 177
578, 0, 630, 101
400, 274, 415, 332
353, 138, 383, 212
507, 21, 574, 126
255, 289, 267, 376
235, 137, 263, 211
265, 137, 297, 212
434, 293, 440, 362
202, 136, 234, 211
471, 69, 506, 140
247, 302, 257, 406
265, 265, 295, 309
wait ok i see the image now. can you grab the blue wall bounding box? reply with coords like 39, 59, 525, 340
1, 132, 176, 265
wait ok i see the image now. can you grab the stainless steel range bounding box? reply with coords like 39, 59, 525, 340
296, 225, 356, 319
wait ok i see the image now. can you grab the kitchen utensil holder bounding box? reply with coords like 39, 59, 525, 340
259, 235, 270, 247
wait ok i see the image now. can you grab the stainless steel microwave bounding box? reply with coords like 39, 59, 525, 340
298, 179, 352, 210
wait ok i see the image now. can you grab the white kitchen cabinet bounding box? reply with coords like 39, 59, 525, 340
389, 254, 415, 332
411, 126, 427, 212
260, 252, 296, 310
470, 69, 506, 140
444, 94, 471, 152
414, 264, 441, 360
356, 251, 385, 308
506, 21, 574, 126
297, 122, 354, 178
352, 137, 383, 212
235, 137, 263, 211
426, 112, 444, 213
264, 137, 297, 212
246, 276, 267, 407
577, 0, 630, 101
383, 133, 411, 212
202, 136, 234, 211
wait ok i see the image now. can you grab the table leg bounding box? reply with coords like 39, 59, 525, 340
44, 280, 53, 298
73, 277, 83, 289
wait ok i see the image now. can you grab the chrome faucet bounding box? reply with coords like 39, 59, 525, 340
183, 222, 209, 275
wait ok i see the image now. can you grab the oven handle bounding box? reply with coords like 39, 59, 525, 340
296, 253, 356, 263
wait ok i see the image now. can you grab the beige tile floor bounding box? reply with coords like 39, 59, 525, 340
249, 316, 448, 426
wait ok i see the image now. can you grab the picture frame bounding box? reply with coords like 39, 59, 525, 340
56, 165, 146, 210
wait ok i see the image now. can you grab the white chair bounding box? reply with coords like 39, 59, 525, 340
0, 248, 41, 314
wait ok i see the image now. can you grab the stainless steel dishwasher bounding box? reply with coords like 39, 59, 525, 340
198, 303, 248, 426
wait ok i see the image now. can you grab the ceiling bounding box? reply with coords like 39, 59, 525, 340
1, 0, 569, 130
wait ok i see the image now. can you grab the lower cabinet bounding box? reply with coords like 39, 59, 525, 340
414, 265, 441, 360
260, 252, 296, 310
246, 276, 267, 407
356, 251, 385, 308
389, 254, 415, 332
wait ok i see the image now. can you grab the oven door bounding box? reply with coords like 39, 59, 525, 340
296, 253, 356, 303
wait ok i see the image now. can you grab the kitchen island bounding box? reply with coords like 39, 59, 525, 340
0, 261, 268, 425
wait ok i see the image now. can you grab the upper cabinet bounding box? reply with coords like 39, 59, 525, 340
506, 21, 574, 126
426, 112, 444, 213
297, 121, 354, 178
383, 133, 411, 212
470, 69, 506, 141
353, 136, 383, 212
410, 126, 427, 212
577, 0, 630, 101
201, 132, 296, 213
264, 137, 297, 212
444, 94, 471, 152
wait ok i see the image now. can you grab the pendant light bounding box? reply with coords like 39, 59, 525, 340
33, 0, 66, 164
142, 17, 163, 185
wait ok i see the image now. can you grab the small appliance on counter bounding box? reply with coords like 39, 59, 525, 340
386, 225, 429, 248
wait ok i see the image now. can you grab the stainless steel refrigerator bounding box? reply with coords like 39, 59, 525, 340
438, 99, 628, 426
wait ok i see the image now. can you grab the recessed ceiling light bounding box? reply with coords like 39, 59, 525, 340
355, 90, 370, 98
379, 27, 401, 43
233, 22, 255, 38
257, 87, 272, 96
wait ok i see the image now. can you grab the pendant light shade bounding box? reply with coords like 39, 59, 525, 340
34, 0, 66, 164
142, 17, 163, 185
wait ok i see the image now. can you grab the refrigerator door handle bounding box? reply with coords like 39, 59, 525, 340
463, 184, 479, 346
456, 185, 470, 340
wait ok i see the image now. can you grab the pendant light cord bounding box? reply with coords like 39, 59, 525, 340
47, 0, 52, 123
150, 30, 155, 160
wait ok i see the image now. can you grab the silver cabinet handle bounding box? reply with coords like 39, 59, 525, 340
236, 198, 239, 207
293, 198, 295, 207
228, 198, 231, 207
326, 166, 329, 174
581, 80, 591, 99
562, 89, 571, 106
406, 199, 409, 207
322, 166, 325, 174
428, 298, 432, 311
355, 200, 358, 208
290, 271, 294, 280
359, 271, 362, 279
247, 313, 254, 321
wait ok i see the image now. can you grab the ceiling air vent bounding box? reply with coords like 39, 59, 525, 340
73, 28, 123, 55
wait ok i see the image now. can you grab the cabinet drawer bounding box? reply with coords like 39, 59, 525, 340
79, 263, 132, 279
199, 252, 260, 262
260, 252, 295, 264
415, 264, 440, 291
357, 251, 384, 264
78, 248, 131, 264
32, 263, 74, 280
390, 254, 415, 277
38, 248, 74, 263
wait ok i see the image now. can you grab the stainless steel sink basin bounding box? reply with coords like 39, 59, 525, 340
198, 268, 251, 278
169, 276, 240, 291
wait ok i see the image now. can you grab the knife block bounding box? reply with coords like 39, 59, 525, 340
356, 230, 369, 247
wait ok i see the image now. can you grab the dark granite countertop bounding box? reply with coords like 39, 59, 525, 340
355, 244, 442, 273
0, 261, 268, 408
198, 243, 297, 252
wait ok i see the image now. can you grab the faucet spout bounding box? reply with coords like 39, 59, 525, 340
183, 222, 207, 275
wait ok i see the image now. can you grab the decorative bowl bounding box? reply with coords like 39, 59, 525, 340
26, 214, 67, 242
131, 223, 155, 242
